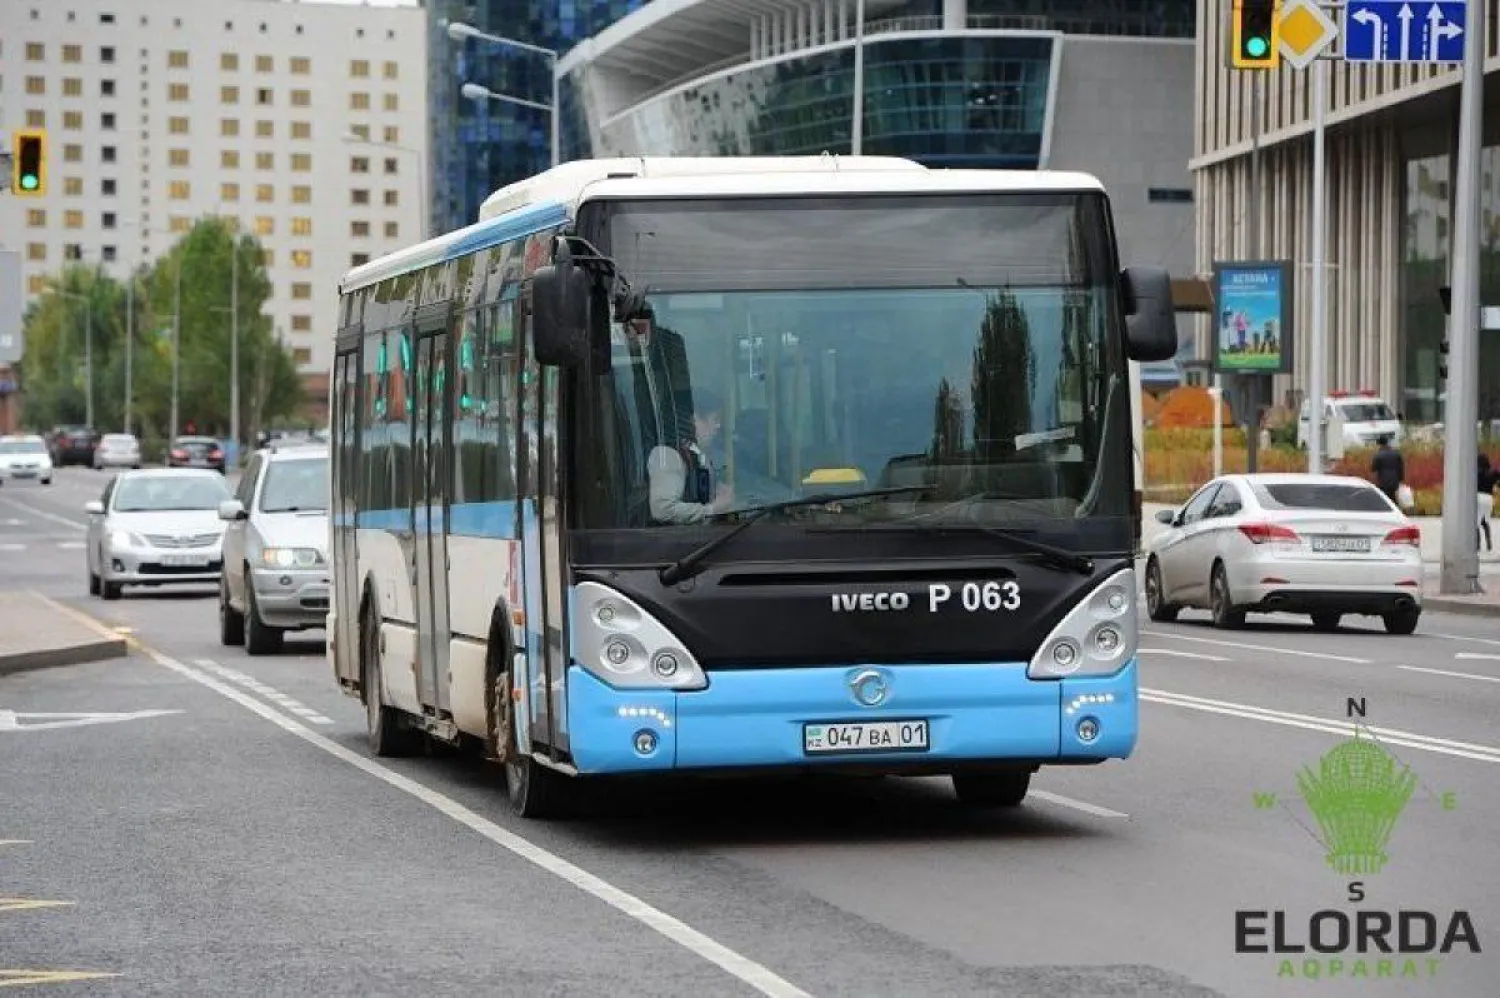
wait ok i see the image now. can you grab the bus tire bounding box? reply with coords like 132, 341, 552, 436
362, 600, 420, 757
505, 747, 573, 820
952, 769, 1031, 808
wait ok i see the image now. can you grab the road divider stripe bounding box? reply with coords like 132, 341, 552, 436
1141, 687, 1500, 764
141, 649, 811, 998
1139, 647, 1230, 662
1139, 629, 1371, 664
1398, 665, 1500, 685
1454, 651, 1500, 661
192, 660, 335, 725
1029, 790, 1128, 819
0, 498, 85, 532
1431, 632, 1500, 648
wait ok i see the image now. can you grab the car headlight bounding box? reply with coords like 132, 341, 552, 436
109, 529, 145, 549
260, 547, 324, 568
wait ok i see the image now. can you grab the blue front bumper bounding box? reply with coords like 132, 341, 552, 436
564, 658, 1139, 775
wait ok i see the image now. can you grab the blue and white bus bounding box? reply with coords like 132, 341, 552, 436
328, 156, 1177, 817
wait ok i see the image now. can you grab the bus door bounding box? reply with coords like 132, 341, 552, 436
519, 289, 569, 756
331, 335, 361, 684
412, 318, 453, 715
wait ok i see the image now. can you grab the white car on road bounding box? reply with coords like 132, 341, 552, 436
1143, 473, 1423, 634
84, 468, 233, 600
0, 434, 54, 485
93, 432, 142, 469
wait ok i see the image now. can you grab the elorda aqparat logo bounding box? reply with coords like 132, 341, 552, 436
1238, 715, 1481, 982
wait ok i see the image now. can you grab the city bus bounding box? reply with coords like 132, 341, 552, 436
327, 156, 1177, 818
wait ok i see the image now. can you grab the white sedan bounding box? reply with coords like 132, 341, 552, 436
1143, 473, 1423, 634
0, 434, 54, 485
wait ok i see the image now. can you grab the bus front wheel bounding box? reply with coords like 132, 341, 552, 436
952, 769, 1031, 808
500, 674, 574, 820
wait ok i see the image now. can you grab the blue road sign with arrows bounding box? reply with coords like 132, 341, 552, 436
1344, 0, 1466, 62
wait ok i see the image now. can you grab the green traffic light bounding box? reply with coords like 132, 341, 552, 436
20, 175, 39, 190
1246, 36, 1269, 58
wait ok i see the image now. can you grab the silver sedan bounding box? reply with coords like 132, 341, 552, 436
84, 469, 234, 600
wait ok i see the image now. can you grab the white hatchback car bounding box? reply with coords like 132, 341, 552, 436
1144, 473, 1422, 634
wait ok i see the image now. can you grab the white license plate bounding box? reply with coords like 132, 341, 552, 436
1311, 536, 1371, 553
804, 719, 930, 755
160, 553, 209, 567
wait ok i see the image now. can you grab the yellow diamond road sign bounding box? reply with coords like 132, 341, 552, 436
1279, 0, 1339, 69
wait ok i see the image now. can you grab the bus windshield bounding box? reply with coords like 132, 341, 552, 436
573, 193, 1132, 559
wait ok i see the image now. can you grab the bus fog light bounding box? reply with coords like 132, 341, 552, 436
652, 651, 680, 678
1094, 626, 1121, 655
633, 729, 658, 754
604, 640, 630, 666
1051, 641, 1079, 671
1077, 717, 1100, 743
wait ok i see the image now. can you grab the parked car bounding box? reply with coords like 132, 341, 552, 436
0, 434, 54, 485
218, 442, 330, 654
166, 435, 226, 473
49, 426, 97, 467
1143, 473, 1422, 635
84, 469, 233, 600
93, 432, 142, 470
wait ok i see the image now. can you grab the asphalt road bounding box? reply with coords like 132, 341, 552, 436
2, 468, 1496, 996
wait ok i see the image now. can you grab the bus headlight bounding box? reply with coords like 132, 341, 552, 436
573, 581, 707, 691
1028, 567, 1138, 679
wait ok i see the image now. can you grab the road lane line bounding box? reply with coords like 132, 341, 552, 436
193, 660, 336, 725
0, 544, 23, 552
1454, 652, 1500, 661
1139, 629, 1371, 664
1398, 665, 1500, 685
1430, 632, 1500, 648
0, 498, 85, 532
1141, 687, 1500, 764
148, 650, 810, 998
1138, 647, 1230, 662
1029, 790, 1128, 819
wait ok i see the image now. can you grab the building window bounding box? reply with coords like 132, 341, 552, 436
169, 181, 191, 200
63, 111, 84, 130
262, 249, 274, 267
291, 218, 312, 237
351, 221, 370, 237
351, 253, 370, 267
27, 243, 47, 261
292, 347, 313, 366
291, 314, 312, 332
291, 154, 311, 172
169, 116, 190, 134
221, 119, 240, 136
221, 182, 240, 201
101, 146, 117, 163
290, 57, 310, 75
101, 46, 116, 63
65, 210, 85, 229
222, 52, 239, 71
64, 78, 84, 97
102, 178, 117, 196
291, 90, 310, 107
351, 157, 370, 173
384, 221, 399, 239
63, 145, 82, 163
62, 44, 82, 62
168, 50, 189, 68
383, 190, 399, 207
1147, 188, 1193, 203
221, 86, 239, 104
255, 152, 274, 170
291, 281, 312, 299
255, 217, 274, 236
25, 76, 46, 95
256, 55, 273, 72
103, 212, 117, 229
383, 60, 398, 80
292, 250, 312, 269
383, 126, 399, 144
28, 275, 47, 295
351, 189, 370, 206
101, 79, 116, 97
256, 184, 274, 202
26, 42, 45, 61
350, 93, 370, 111
291, 185, 311, 203
102, 112, 117, 130
62, 177, 82, 196
291, 121, 311, 140
102, 246, 118, 263
256, 121, 274, 138
221, 150, 240, 169
169, 148, 190, 167
384, 158, 399, 175
256, 88, 272, 105
25, 110, 46, 128
350, 60, 369, 77
382, 93, 398, 112
349, 124, 371, 141
168, 83, 189, 101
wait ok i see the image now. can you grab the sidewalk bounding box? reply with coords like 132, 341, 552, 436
0, 590, 129, 676
1141, 502, 1500, 617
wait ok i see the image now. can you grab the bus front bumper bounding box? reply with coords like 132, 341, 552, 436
563, 659, 1138, 775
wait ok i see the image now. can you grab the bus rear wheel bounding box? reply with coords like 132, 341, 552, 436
362, 604, 420, 757
952, 769, 1031, 808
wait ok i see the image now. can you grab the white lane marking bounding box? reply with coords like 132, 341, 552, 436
1139, 629, 1371, 664
0, 543, 23, 552
1030, 790, 1128, 819
4, 518, 22, 526
1138, 647, 1230, 662
1430, 632, 1500, 648
193, 659, 336, 725
56, 541, 85, 550
1399, 665, 1500, 685
1141, 687, 1500, 764
0, 709, 183, 732
0, 497, 87, 531
1454, 652, 1500, 662
151, 650, 810, 998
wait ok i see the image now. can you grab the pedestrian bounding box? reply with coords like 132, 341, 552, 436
1371, 435, 1404, 507
1479, 454, 1497, 552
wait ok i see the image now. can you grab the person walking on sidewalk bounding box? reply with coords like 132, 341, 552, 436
1372, 435, 1405, 507
1479, 454, 1497, 552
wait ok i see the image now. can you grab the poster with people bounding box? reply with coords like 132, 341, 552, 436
1212, 261, 1293, 374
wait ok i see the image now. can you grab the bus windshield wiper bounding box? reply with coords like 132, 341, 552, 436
949, 524, 1095, 576
657, 485, 933, 587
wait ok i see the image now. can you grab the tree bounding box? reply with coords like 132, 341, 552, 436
970, 290, 1036, 463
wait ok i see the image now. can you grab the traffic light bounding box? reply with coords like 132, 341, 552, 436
11, 129, 46, 196
1231, 0, 1281, 69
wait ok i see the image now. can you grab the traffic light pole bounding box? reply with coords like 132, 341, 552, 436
1245, 72, 1264, 474
1307, 57, 1328, 476
1440, 0, 1485, 595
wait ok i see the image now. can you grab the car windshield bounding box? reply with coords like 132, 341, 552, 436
258, 456, 328, 512
1339, 402, 1395, 422
113, 474, 231, 512
561, 192, 1133, 563
0, 440, 46, 454
1251, 481, 1393, 512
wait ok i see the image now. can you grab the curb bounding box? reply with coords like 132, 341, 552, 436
0, 590, 130, 677
1423, 596, 1500, 618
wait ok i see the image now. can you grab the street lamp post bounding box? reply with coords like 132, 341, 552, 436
57, 289, 93, 429
343, 132, 428, 240
230, 236, 239, 466
447, 20, 560, 168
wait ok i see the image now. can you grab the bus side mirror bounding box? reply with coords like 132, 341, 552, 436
532, 246, 594, 368
1121, 266, 1177, 362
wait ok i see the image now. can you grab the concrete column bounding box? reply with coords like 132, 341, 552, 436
944, 0, 968, 30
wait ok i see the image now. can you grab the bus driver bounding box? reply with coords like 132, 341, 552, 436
647, 390, 735, 524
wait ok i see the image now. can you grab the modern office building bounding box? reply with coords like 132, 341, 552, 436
549, 0, 1199, 382
0, 0, 428, 410
1192, 0, 1500, 424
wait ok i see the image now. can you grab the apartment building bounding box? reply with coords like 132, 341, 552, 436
0, 0, 428, 409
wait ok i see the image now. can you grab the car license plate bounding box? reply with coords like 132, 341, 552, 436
804, 719, 930, 755
1311, 535, 1371, 553
160, 553, 209, 567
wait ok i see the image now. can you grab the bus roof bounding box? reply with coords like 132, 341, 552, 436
338, 155, 1106, 295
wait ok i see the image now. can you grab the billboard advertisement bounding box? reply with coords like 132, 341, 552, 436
1211, 260, 1293, 375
